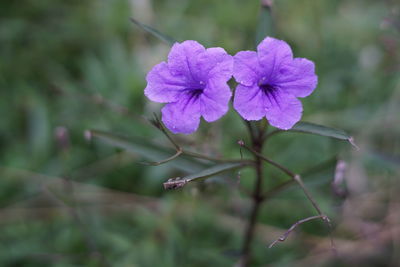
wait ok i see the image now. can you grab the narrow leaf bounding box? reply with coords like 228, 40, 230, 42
255, 0, 274, 46
290, 122, 358, 148
163, 162, 247, 190
89, 130, 208, 172
130, 18, 176, 45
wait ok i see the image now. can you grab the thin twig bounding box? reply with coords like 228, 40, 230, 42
294, 174, 336, 253
261, 157, 338, 200
294, 174, 337, 253
293, 175, 323, 215
149, 113, 181, 151
239, 140, 337, 254
268, 215, 327, 248
239, 141, 295, 177
148, 114, 254, 165
140, 149, 183, 166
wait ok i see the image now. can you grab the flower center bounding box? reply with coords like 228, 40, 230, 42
258, 79, 276, 95
189, 88, 204, 98
185, 81, 206, 99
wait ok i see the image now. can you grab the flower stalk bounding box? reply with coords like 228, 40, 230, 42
239, 122, 266, 267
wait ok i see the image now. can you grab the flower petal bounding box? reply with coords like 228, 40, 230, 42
200, 79, 232, 122
161, 95, 201, 134
144, 62, 188, 103
264, 90, 303, 130
167, 40, 205, 82
274, 58, 318, 98
233, 84, 266, 121
233, 51, 261, 86
257, 37, 293, 78
197, 47, 233, 81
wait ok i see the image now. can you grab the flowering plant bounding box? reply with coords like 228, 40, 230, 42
92, 6, 356, 267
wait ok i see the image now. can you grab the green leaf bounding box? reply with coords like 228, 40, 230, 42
163, 162, 248, 190
130, 18, 176, 46
89, 130, 208, 172
183, 162, 246, 182
290, 122, 358, 148
255, 1, 274, 46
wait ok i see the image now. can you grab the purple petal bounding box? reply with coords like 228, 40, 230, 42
233, 51, 261, 86
197, 47, 233, 81
167, 40, 205, 82
264, 90, 303, 130
257, 37, 293, 78
161, 95, 201, 134
274, 58, 318, 98
233, 84, 266, 121
199, 79, 232, 122
144, 62, 187, 103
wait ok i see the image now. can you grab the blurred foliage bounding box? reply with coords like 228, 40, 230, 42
0, 0, 399, 266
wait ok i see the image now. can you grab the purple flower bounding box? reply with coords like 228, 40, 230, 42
145, 40, 233, 134
233, 37, 318, 130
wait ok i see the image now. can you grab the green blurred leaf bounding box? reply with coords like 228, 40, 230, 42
290, 122, 357, 148
130, 18, 176, 45
183, 162, 246, 182
89, 130, 208, 172
163, 162, 247, 190
255, 1, 274, 46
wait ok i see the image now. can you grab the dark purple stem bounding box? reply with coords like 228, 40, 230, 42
239, 123, 265, 267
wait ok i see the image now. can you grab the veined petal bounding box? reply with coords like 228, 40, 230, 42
233, 51, 261, 86
161, 95, 201, 134
274, 58, 318, 98
257, 37, 293, 78
264, 90, 303, 130
197, 47, 233, 81
200, 79, 232, 122
167, 40, 205, 82
233, 84, 266, 121
144, 62, 187, 103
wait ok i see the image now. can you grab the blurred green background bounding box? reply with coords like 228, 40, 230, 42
1, 0, 399, 266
